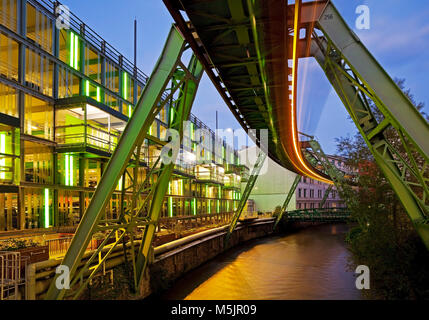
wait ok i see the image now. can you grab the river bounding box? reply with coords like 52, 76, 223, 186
162, 223, 362, 300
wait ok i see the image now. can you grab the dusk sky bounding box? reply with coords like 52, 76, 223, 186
66, 0, 429, 154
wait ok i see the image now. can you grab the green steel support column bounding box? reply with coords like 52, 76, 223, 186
320, 184, 333, 209
135, 55, 204, 286
273, 174, 301, 230
311, 1, 429, 248
45, 26, 189, 300
225, 151, 267, 245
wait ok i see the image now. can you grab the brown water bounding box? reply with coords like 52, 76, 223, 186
163, 223, 362, 300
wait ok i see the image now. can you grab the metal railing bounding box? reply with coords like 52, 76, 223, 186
0, 251, 28, 300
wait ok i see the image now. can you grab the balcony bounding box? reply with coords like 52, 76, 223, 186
195, 163, 224, 184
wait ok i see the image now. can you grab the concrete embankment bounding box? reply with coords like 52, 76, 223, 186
27, 218, 275, 300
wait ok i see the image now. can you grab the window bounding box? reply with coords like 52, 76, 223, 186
24, 140, 53, 184
24, 94, 53, 140
303, 189, 307, 198
298, 188, 301, 198
0, 82, 18, 117
26, 3, 53, 53
59, 29, 80, 70
310, 189, 314, 198
85, 46, 101, 83
0, 32, 18, 81
25, 48, 54, 96
0, 124, 19, 184
122, 71, 134, 103
0, 0, 17, 32
58, 66, 80, 98
105, 60, 119, 93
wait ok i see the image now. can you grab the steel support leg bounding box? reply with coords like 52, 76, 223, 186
320, 184, 333, 209
311, 2, 429, 248
225, 151, 267, 245
273, 174, 301, 230
45, 26, 203, 300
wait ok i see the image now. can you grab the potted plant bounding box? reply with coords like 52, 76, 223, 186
0, 239, 49, 264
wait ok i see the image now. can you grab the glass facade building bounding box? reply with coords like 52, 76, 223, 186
0, 0, 246, 231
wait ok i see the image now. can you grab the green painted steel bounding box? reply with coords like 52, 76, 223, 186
286, 207, 351, 223
273, 174, 301, 230
134, 55, 204, 286
312, 2, 429, 248
225, 151, 267, 245
320, 184, 333, 209
45, 26, 195, 300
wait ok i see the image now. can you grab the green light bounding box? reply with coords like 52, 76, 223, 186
74, 32, 78, 69
123, 72, 128, 100
0, 133, 5, 179
192, 198, 197, 215
69, 32, 74, 67
205, 185, 208, 197
208, 199, 211, 214
96, 87, 101, 102
118, 176, 123, 191
128, 104, 132, 118
168, 197, 173, 217
85, 80, 90, 96
217, 200, 220, 213
69, 155, 73, 186
65, 154, 69, 185
218, 185, 221, 199
44, 188, 49, 228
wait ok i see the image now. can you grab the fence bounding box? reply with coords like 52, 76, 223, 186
0, 251, 28, 300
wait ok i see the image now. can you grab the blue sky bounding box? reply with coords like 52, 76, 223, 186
66, 0, 429, 154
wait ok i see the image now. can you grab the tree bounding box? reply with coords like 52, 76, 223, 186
337, 79, 429, 299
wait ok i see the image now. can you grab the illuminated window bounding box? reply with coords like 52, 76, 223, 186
24, 140, 53, 184
84, 46, 101, 83
26, 3, 53, 53
0, 0, 17, 32
25, 48, 54, 96
0, 124, 19, 184
24, 94, 53, 140
59, 29, 80, 70
58, 66, 80, 98
0, 82, 18, 117
105, 60, 119, 93
0, 32, 18, 81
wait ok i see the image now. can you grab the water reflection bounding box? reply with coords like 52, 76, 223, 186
163, 223, 362, 300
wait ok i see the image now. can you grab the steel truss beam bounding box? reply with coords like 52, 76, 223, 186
320, 184, 333, 209
273, 174, 301, 230
45, 26, 204, 300
311, 1, 429, 248
225, 151, 267, 245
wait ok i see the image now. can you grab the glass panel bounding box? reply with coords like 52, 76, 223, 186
58, 65, 80, 98
25, 48, 54, 96
0, 32, 18, 81
0, 0, 17, 32
59, 29, 79, 70
0, 193, 18, 231
26, 3, 53, 54
85, 46, 101, 83
0, 124, 19, 184
23, 187, 52, 229
24, 94, 53, 140
0, 82, 18, 117
105, 60, 119, 93
24, 140, 53, 184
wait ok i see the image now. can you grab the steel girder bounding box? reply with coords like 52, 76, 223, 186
45, 26, 204, 300
273, 174, 301, 230
311, 2, 429, 248
225, 151, 267, 245
320, 185, 333, 209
